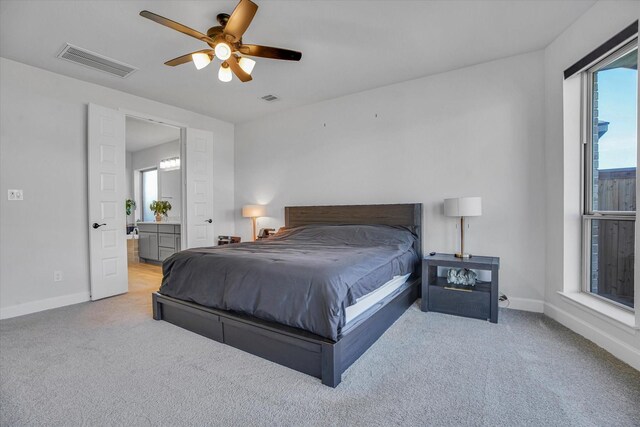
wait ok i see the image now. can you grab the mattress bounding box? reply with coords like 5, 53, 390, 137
159, 224, 418, 340
344, 274, 411, 324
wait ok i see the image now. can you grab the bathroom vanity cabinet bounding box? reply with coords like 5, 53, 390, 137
137, 223, 181, 263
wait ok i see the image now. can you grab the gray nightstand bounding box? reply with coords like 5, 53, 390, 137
421, 253, 500, 323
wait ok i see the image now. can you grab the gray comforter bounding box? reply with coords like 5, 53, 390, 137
159, 224, 418, 340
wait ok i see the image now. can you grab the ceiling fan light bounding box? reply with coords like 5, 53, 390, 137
192, 53, 211, 70
218, 63, 232, 82
214, 42, 232, 60
238, 57, 256, 75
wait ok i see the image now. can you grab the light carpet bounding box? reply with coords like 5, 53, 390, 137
1, 280, 639, 426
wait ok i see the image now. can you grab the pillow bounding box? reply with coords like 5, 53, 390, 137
273, 223, 417, 249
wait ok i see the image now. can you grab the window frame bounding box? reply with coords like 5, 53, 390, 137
140, 167, 158, 223
581, 38, 638, 312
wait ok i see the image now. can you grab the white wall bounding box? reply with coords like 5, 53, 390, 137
0, 57, 235, 318
130, 141, 180, 171
543, 0, 640, 370
129, 140, 181, 222
235, 51, 547, 311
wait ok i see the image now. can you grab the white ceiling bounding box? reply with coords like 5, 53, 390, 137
0, 0, 596, 124
126, 116, 180, 152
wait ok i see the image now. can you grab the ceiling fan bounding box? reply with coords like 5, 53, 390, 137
140, 0, 302, 83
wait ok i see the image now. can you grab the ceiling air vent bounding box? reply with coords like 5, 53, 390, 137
260, 94, 279, 102
56, 44, 137, 78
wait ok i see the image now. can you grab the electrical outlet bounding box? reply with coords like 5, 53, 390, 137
7, 189, 23, 201
53, 271, 63, 282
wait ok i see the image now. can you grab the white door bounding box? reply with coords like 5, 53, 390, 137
88, 104, 127, 300
185, 128, 215, 248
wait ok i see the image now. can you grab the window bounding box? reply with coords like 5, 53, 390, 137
583, 39, 637, 310
141, 168, 158, 222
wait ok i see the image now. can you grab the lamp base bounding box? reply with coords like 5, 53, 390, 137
455, 253, 472, 259
251, 217, 257, 242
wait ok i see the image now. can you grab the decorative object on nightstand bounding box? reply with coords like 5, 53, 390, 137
257, 228, 276, 239
242, 204, 266, 241
444, 197, 482, 258
422, 253, 500, 323
218, 235, 241, 245
446, 268, 477, 286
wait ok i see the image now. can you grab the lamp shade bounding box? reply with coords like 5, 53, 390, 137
238, 57, 256, 75
192, 52, 211, 70
218, 64, 232, 82
444, 197, 482, 217
242, 205, 266, 218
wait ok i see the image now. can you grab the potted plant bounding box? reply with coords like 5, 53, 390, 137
125, 199, 136, 216
150, 200, 172, 222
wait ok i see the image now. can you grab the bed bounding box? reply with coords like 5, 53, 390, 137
152, 203, 422, 387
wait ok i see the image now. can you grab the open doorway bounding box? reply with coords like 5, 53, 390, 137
88, 103, 214, 301
125, 116, 182, 293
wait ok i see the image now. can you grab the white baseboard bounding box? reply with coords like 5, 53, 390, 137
0, 292, 90, 320
544, 302, 640, 371
505, 297, 545, 313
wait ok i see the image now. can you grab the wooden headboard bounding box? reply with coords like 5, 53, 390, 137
284, 203, 423, 262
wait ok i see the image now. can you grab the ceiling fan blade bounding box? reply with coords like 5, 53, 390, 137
226, 56, 252, 82
164, 49, 214, 66
223, 0, 258, 42
239, 44, 302, 61
140, 10, 215, 45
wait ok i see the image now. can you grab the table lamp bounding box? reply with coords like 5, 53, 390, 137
444, 197, 482, 258
242, 204, 266, 241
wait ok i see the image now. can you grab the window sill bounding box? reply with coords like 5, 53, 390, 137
557, 291, 638, 333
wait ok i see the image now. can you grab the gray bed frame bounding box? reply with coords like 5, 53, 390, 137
152, 203, 422, 387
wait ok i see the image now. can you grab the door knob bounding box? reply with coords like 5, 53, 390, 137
205, 219, 213, 223
92, 223, 106, 229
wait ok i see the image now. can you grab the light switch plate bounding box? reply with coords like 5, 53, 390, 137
8, 189, 23, 201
